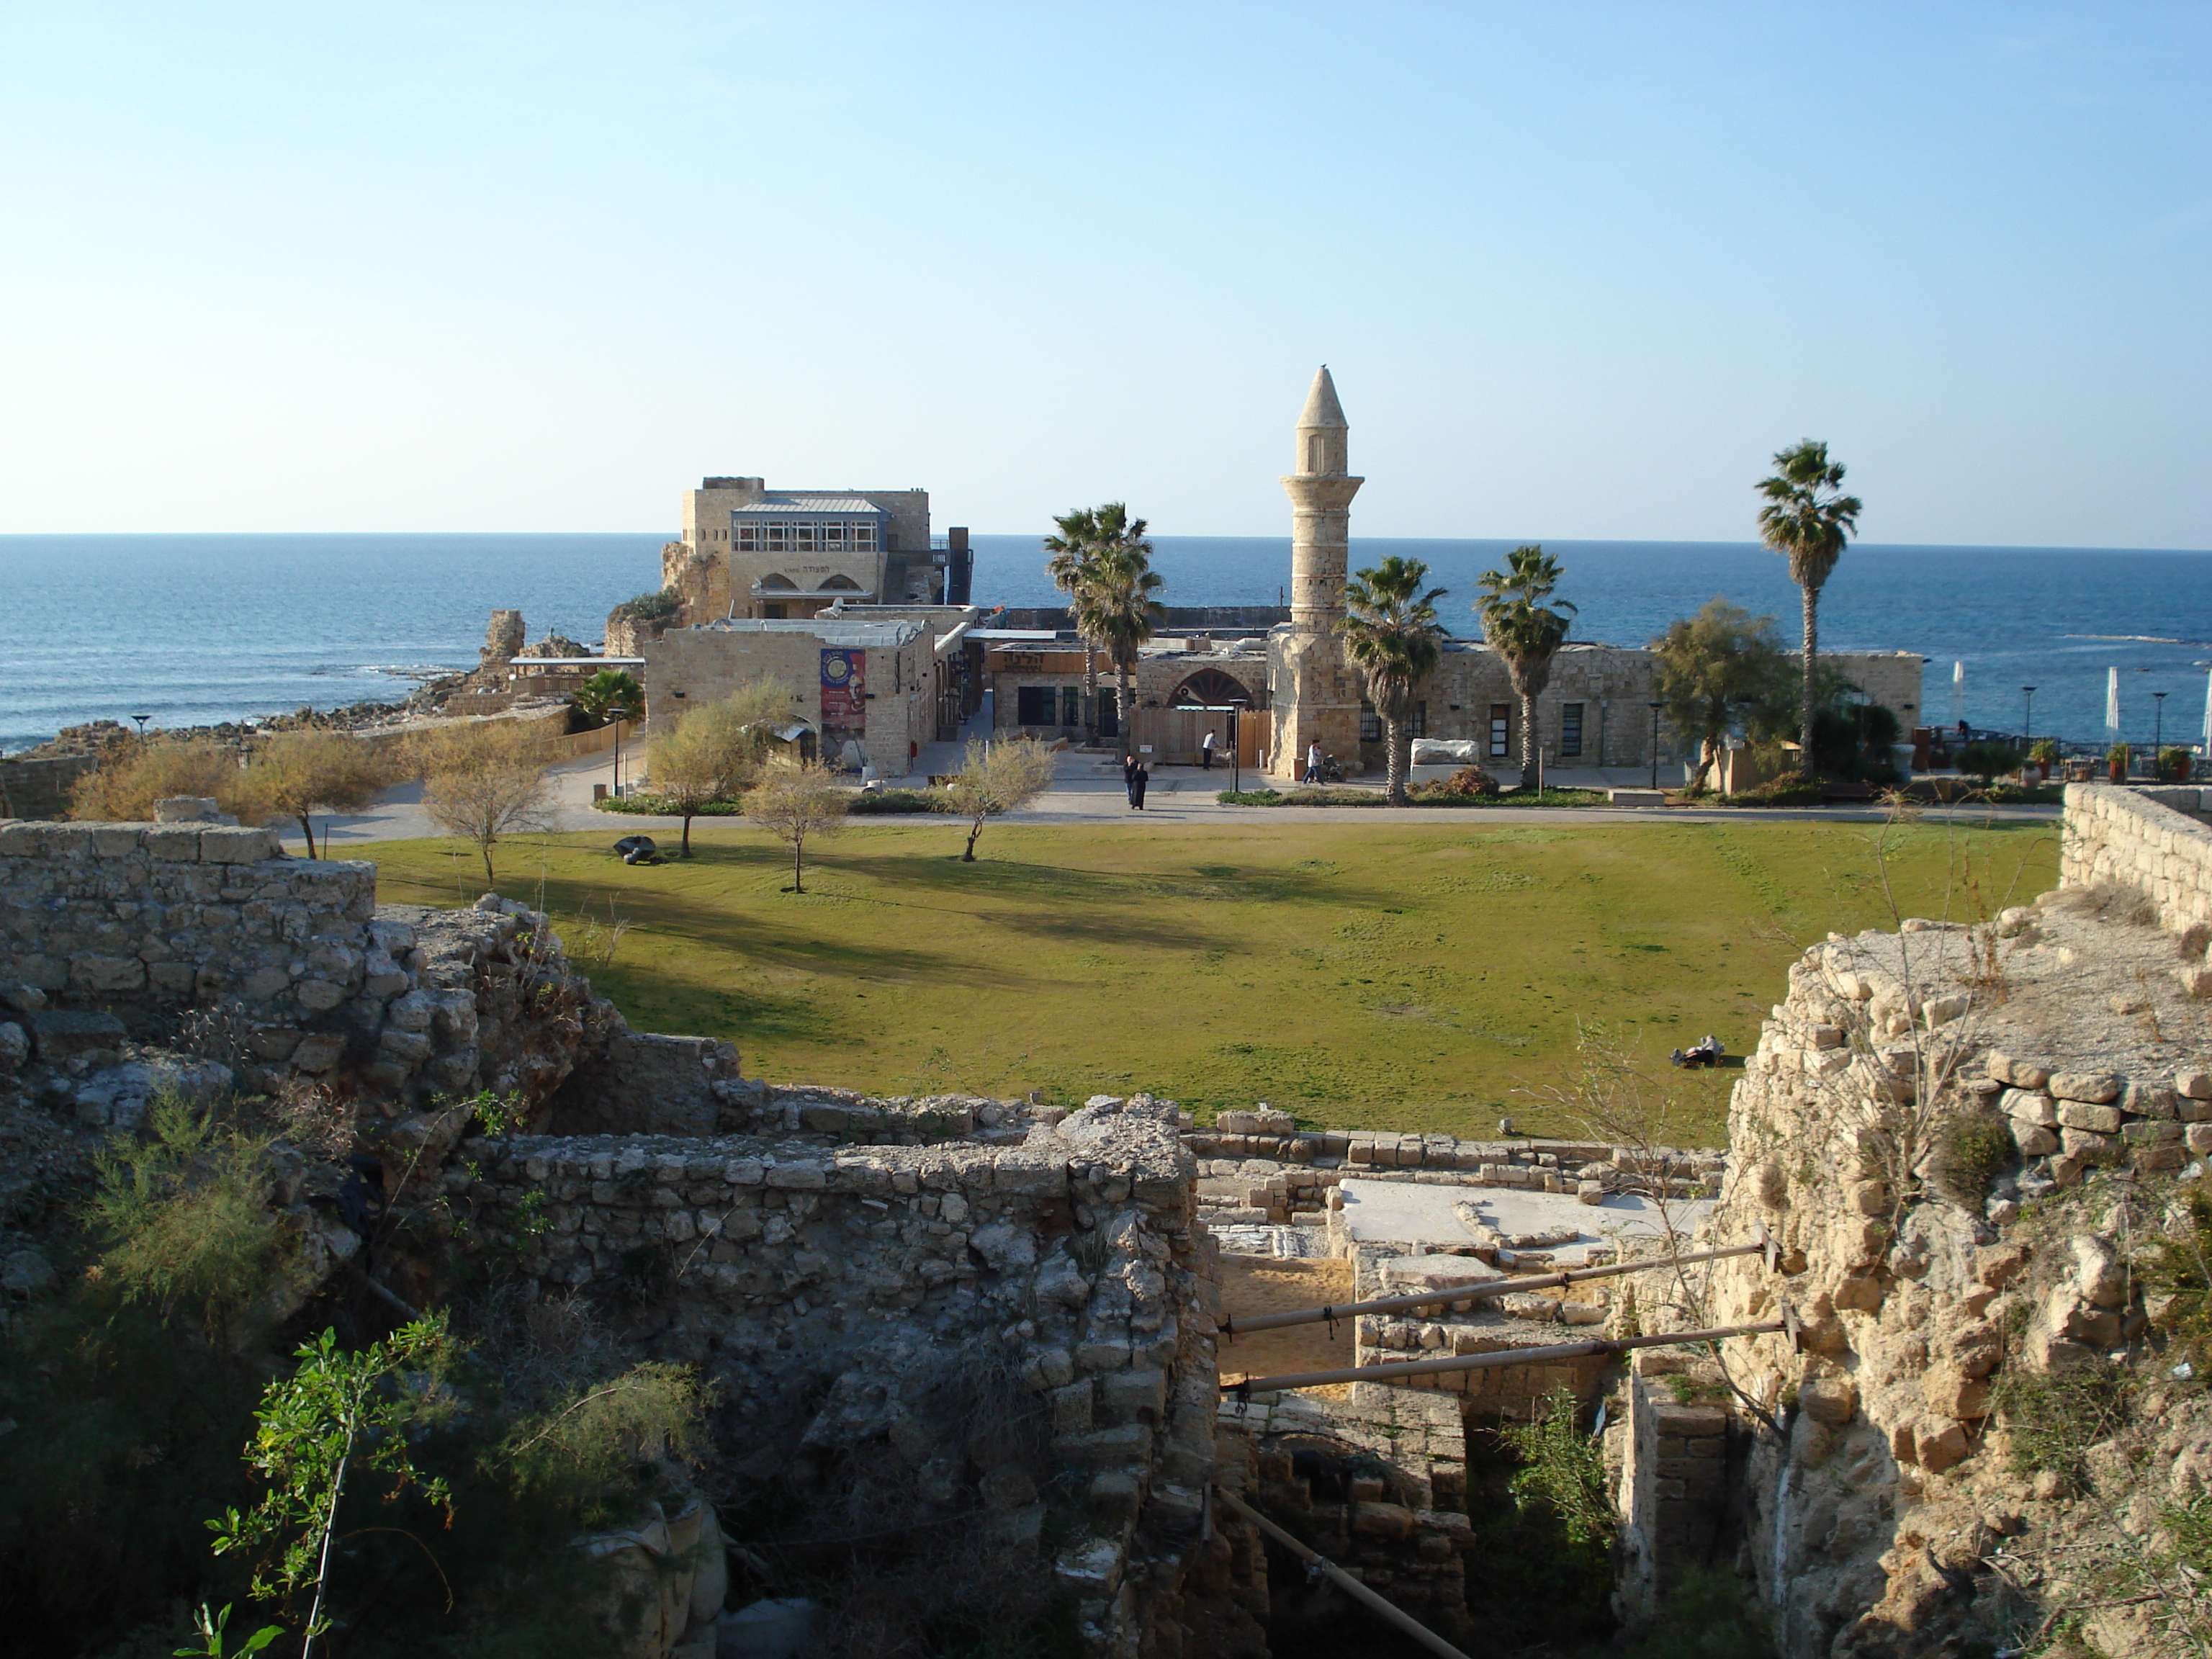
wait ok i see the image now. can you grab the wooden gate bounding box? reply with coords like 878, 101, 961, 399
1132, 706, 1264, 769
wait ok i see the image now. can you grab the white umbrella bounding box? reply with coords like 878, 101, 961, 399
2202, 670, 2211, 749
2106, 667, 2121, 734
1950, 661, 1964, 727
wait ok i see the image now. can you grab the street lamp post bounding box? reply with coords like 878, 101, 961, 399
1230, 701, 1246, 795
131, 714, 151, 738
2021, 686, 2035, 748
1647, 702, 1664, 791
609, 707, 630, 799
2154, 691, 2169, 756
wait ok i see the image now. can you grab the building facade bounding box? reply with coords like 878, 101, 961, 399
662, 477, 968, 623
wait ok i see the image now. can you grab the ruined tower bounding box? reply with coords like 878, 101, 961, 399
1270, 366, 1365, 775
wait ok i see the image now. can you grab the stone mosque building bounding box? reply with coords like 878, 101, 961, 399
992, 367, 1923, 780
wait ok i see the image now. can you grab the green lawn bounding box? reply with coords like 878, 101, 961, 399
360, 816, 2059, 1144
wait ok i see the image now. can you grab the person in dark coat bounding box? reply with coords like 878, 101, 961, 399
1125, 753, 1140, 809
1131, 760, 1151, 810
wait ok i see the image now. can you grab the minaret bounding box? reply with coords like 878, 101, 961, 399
1272, 367, 1365, 775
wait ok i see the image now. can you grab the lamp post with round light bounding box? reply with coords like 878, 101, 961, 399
609, 707, 630, 799
2021, 686, 2035, 748
131, 713, 151, 739
2154, 691, 2168, 757
1647, 702, 1665, 791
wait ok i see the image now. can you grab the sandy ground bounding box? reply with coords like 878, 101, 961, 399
1217, 1255, 1357, 1391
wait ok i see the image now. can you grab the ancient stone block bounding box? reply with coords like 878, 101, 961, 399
2049, 1072, 2122, 1105
2000, 1089, 2057, 1125
70, 953, 145, 992
2055, 1101, 2123, 1133
292, 1033, 346, 1074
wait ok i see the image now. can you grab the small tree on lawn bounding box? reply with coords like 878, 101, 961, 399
647, 679, 796, 856
745, 763, 848, 893
1650, 598, 1795, 791
939, 737, 1057, 861
240, 730, 392, 858
410, 721, 554, 887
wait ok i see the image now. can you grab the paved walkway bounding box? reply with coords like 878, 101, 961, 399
286, 691, 2060, 852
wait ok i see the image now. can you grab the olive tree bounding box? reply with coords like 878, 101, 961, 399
744, 763, 848, 893
938, 737, 1057, 861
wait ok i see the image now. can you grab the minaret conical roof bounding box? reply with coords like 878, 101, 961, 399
1298, 366, 1347, 429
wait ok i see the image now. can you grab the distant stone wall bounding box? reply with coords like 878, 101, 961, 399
2062, 781, 2212, 935
0, 755, 101, 822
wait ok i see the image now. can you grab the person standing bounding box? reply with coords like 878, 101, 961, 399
1200, 729, 1217, 770
1132, 759, 1151, 810
1305, 738, 1324, 783
1123, 752, 1139, 809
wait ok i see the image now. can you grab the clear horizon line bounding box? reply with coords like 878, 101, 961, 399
1, 529, 2209, 557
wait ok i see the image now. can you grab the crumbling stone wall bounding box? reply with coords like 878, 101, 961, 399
2063, 781, 2212, 936
466, 1098, 1233, 1657
0, 824, 719, 1132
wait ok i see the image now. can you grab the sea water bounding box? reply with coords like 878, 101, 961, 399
1, 531, 2207, 756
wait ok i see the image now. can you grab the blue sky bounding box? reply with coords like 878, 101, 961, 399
1, 3, 2206, 544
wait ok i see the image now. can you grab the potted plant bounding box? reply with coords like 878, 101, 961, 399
2159, 745, 2195, 783
2028, 738, 2059, 781
2107, 742, 2131, 782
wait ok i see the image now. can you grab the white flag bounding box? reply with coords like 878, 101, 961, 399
1950, 661, 1964, 726
2202, 670, 2211, 749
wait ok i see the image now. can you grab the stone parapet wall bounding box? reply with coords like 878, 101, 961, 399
2062, 781, 2212, 935
0, 820, 372, 1010
0, 755, 100, 822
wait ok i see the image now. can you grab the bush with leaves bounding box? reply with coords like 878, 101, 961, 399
1501, 1385, 1614, 1549
240, 728, 392, 856
745, 762, 849, 891
1956, 742, 2023, 786
68, 736, 250, 821
937, 737, 1056, 860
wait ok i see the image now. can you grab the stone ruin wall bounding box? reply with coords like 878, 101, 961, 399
464, 1099, 1256, 1658
2063, 780, 2212, 940
1604, 783, 2212, 1655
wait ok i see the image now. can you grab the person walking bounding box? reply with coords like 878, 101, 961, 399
1200, 729, 1217, 770
1131, 758, 1151, 810
1123, 752, 1139, 809
1304, 739, 1324, 784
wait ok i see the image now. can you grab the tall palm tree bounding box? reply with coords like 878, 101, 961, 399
1340, 557, 1448, 805
1756, 441, 1863, 779
1070, 540, 1165, 757
1475, 546, 1576, 791
1044, 503, 1150, 744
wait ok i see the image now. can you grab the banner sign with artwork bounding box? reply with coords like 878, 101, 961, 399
820, 648, 866, 732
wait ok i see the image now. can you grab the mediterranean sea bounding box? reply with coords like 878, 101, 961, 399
1, 532, 2207, 757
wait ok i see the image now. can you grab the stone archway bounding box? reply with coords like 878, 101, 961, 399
1170, 667, 1262, 709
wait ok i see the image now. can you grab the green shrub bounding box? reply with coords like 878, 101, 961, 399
1727, 778, 1826, 806
2143, 1183, 2212, 1372
1989, 1365, 2135, 1491
88, 1097, 281, 1345
1932, 1107, 2014, 1202
593, 793, 742, 817
2160, 745, 2195, 781
1958, 742, 2023, 784
848, 787, 953, 814
609, 588, 682, 624
2108, 742, 2133, 769
2028, 738, 2062, 765
1501, 1386, 1613, 1548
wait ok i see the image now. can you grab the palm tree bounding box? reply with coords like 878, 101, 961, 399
1340, 557, 1448, 805
1045, 503, 1151, 745
1475, 546, 1576, 791
1756, 441, 1863, 778
1043, 508, 1103, 741
1069, 540, 1165, 758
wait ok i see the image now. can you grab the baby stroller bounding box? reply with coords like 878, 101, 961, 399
1305, 752, 1346, 785
1671, 1035, 1725, 1069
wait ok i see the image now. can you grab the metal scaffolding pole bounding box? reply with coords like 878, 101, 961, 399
1214, 1486, 1478, 1659
1220, 1231, 1773, 1339
1222, 1316, 1794, 1397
